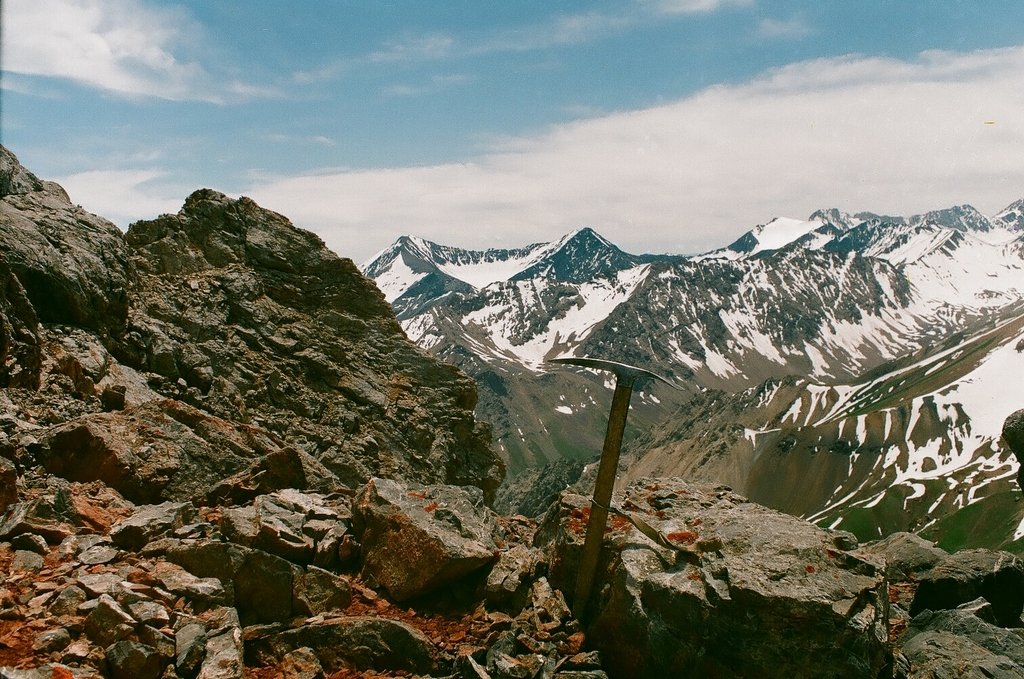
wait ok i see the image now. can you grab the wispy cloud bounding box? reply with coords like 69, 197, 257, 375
245, 45, 1024, 262
261, 133, 337, 148
640, 0, 754, 15
2, 0, 270, 102
757, 15, 814, 39
57, 169, 183, 227
383, 74, 472, 98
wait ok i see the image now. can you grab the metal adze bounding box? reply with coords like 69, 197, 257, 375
547, 356, 675, 618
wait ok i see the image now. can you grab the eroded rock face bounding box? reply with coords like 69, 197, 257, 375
119, 188, 502, 501
541, 478, 891, 679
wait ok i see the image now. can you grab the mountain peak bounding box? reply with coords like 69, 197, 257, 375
993, 199, 1024, 231
909, 204, 992, 232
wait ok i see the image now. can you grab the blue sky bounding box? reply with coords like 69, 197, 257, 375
3, 1, 1024, 262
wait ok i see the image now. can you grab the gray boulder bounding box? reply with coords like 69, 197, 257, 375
861, 531, 949, 581
542, 479, 890, 679
910, 549, 1024, 626
354, 477, 499, 601
900, 603, 1024, 678
110, 501, 197, 550
105, 640, 166, 679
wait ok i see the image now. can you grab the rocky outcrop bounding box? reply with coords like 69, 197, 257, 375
0, 146, 502, 507
0, 146, 130, 339
1003, 408, 1024, 489
540, 478, 891, 678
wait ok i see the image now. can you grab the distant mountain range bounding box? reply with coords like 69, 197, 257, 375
363, 200, 1024, 550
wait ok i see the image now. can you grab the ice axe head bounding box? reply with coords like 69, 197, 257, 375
547, 356, 677, 390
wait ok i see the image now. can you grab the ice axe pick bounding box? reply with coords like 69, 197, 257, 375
548, 357, 675, 618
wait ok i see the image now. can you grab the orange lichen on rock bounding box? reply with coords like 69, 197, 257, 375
666, 530, 698, 545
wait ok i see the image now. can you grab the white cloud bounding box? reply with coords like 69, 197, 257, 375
57, 169, 182, 227
757, 15, 813, 39
245, 45, 1024, 263
2, 0, 267, 102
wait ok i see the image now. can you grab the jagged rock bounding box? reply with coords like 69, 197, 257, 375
110, 501, 197, 550
152, 562, 230, 609
164, 540, 299, 625
32, 628, 71, 653
105, 640, 166, 679
0, 458, 17, 513
0, 255, 43, 390
245, 616, 435, 674
28, 400, 291, 503
10, 550, 43, 572
292, 566, 351, 617
279, 647, 325, 679
175, 622, 208, 676
250, 494, 315, 564
48, 585, 87, 617
900, 604, 1024, 678
354, 477, 499, 601
78, 544, 119, 565
910, 549, 1024, 626
85, 595, 136, 647
206, 447, 345, 506
861, 531, 948, 581
0, 497, 75, 544
542, 479, 890, 679
485, 544, 540, 609
11, 533, 48, 554
0, 146, 130, 338
198, 625, 244, 679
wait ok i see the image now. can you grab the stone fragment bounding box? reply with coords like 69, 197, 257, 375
911, 549, 1024, 626
293, 566, 351, 617
152, 562, 230, 609
105, 640, 166, 679
246, 616, 435, 674
110, 501, 197, 550
10, 533, 47, 555
78, 544, 119, 565
48, 585, 87, 617
280, 646, 325, 679
175, 622, 207, 676
77, 573, 123, 598
10, 550, 43, 572
354, 477, 498, 601
32, 627, 71, 653
485, 544, 539, 609
198, 625, 244, 679
234, 548, 300, 625
220, 506, 257, 546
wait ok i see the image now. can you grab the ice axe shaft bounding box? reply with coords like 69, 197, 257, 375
548, 357, 672, 619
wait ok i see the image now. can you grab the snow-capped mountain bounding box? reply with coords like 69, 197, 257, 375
622, 304, 1024, 551
362, 200, 1024, 517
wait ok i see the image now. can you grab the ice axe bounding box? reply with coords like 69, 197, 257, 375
548, 356, 676, 618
